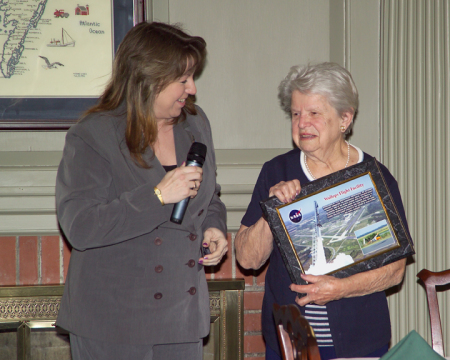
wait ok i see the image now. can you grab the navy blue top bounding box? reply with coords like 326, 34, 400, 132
241, 148, 412, 358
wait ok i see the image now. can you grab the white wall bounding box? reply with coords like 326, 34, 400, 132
345, 0, 380, 158
154, 0, 330, 150
0, 0, 381, 232
152, 0, 380, 156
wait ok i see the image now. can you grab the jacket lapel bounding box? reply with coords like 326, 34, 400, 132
116, 119, 167, 187
164, 121, 196, 233
114, 114, 201, 234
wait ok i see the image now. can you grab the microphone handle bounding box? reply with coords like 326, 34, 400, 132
170, 160, 202, 224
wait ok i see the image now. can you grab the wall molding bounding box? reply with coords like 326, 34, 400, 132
0, 149, 290, 235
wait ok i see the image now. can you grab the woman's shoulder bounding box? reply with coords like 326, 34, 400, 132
193, 104, 207, 119
361, 151, 398, 186
257, 148, 303, 184
181, 105, 213, 143
185, 105, 211, 129
264, 148, 301, 169
69, 107, 125, 137
65, 108, 126, 155
362, 150, 374, 161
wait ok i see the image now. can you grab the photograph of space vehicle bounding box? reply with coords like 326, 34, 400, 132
277, 173, 399, 275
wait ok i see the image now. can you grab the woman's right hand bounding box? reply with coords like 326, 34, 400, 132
269, 179, 301, 203
235, 180, 301, 270
156, 163, 203, 205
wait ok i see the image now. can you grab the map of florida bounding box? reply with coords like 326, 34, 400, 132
0, 0, 48, 78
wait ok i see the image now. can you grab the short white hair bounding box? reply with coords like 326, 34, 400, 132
278, 62, 359, 135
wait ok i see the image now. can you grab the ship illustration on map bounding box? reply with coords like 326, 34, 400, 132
47, 28, 75, 47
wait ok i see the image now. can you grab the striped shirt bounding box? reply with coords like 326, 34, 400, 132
300, 146, 365, 347
304, 304, 334, 347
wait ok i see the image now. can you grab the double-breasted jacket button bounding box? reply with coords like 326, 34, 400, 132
155, 265, 163, 273
189, 234, 197, 241
154, 293, 163, 300
154, 237, 162, 245
187, 259, 196, 268
188, 287, 197, 295
197, 209, 204, 216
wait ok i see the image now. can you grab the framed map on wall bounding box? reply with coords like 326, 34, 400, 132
0, 0, 145, 129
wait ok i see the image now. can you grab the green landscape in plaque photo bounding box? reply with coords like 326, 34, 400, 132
277, 173, 400, 275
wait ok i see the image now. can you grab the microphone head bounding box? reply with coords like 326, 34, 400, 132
187, 142, 207, 165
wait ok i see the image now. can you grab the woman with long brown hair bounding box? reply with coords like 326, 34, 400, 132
56, 22, 227, 360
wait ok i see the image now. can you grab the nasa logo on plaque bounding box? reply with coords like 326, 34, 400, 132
289, 209, 302, 223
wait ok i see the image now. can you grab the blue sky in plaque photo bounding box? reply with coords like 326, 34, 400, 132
277, 174, 399, 275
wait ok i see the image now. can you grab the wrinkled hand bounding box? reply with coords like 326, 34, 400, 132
156, 163, 203, 204
290, 273, 345, 306
199, 227, 228, 266
269, 179, 301, 203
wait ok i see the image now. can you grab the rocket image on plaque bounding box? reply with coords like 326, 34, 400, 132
260, 158, 414, 286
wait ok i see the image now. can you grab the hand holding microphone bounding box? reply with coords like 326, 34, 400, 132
171, 142, 207, 224
154, 142, 207, 224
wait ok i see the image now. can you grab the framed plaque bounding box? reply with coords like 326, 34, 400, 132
0, 0, 145, 129
260, 158, 415, 286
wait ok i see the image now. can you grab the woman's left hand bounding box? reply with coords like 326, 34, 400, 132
290, 259, 407, 306
290, 274, 345, 306
199, 227, 228, 266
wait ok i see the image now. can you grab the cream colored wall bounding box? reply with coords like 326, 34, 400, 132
152, 0, 380, 155
157, 0, 330, 150
0, 0, 381, 232
149, 0, 380, 229
344, 0, 380, 158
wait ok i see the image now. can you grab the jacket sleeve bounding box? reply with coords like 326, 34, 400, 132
56, 129, 173, 251
195, 107, 227, 236
202, 183, 227, 235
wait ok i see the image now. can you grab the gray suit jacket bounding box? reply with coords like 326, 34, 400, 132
55, 105, 226, 345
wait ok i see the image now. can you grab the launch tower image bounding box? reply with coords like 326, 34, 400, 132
310, 201, 327, 268
306, 201, 354, 275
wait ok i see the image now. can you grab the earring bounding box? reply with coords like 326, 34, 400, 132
341, 126, 346, 132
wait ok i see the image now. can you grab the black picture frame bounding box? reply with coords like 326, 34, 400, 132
260, 158, 415, 286
0, 0, 146, 130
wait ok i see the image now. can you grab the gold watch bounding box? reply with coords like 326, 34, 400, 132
154, 187, 164, 206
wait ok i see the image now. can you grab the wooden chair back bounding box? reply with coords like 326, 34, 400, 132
417, 268, 450, 357
273, 303, 321, 360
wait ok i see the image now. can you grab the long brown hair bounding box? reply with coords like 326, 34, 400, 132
84, 22, 207, 167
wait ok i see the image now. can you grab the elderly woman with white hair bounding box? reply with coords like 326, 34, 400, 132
235, 62, 412, 360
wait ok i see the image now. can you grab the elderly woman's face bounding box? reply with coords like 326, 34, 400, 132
291, 90, 350, 155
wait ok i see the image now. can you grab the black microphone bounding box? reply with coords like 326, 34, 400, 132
170, 142, 207, 224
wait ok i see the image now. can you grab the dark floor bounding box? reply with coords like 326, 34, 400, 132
0, 328, 72, 360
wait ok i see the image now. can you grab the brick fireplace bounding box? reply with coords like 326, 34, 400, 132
0, 233, 267, 360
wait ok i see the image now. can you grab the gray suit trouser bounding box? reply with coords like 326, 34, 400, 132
70, 333, 203, 360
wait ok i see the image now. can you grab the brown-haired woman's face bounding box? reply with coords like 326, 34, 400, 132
153, 71, 197, 122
